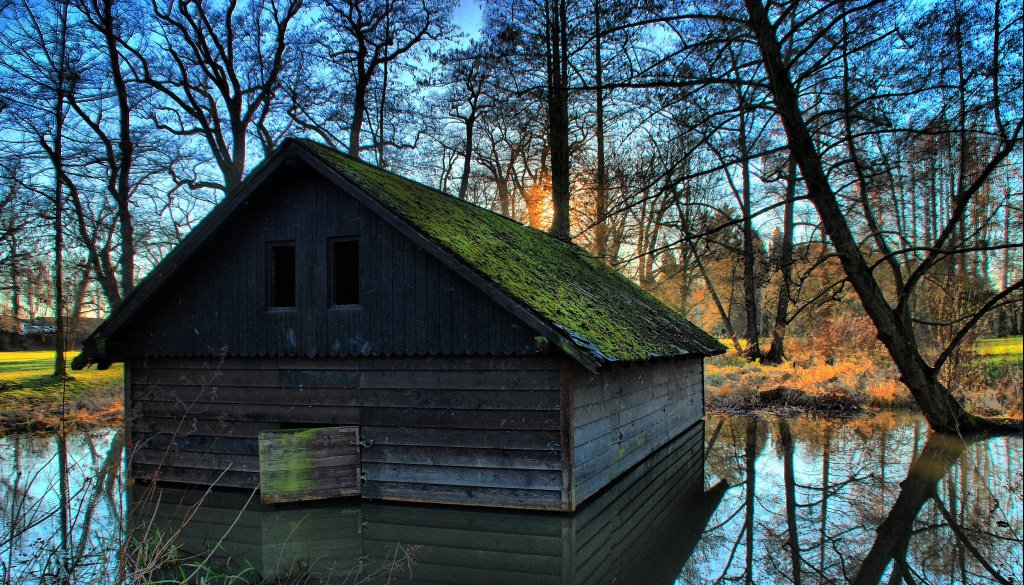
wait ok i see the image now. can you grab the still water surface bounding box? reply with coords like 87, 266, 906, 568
1, 413, 1020, 584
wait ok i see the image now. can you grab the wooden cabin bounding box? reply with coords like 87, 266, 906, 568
73, 138, 725, 512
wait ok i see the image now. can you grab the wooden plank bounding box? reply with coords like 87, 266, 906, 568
361, 426, 559, 450
131, 416, 277, 438
356, 206, 373, 355
354, 388, 558, 410
387, 225, 403, 355
559, 361, 573, 509
135, 400, 360, 423
362, 463, 562, 491
134, 357, 279, 370
133, 367, 281, 387
361, 481, 562, 510
570, 360, 704, 505
132, 449, 259, 473
133, 432, 258, 455
137, 355, 561, 372
258, 426, 361, 504
451, 272, 468, 353
575, 420, 702, 506
574, 389, 700, 471
135, 384, 559, 410
415, 241, 428, 354
133, 463, 257, 489
307, 181, 324, 358
279, 369, 360, 388
427, 254, 441, 356
360, 408, 559, 431
371, 214, 385, 355
361, 445, 560, 471
358, 369, 559, 390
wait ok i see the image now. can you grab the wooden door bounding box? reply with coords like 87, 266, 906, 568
258, 426, 361, 504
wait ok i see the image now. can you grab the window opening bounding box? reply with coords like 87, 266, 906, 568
269, 243, 296, 308
332, 239, 360, 306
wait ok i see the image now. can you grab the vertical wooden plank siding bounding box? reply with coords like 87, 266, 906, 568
559, 361, 574, 509
128, 355, 565, 510
570, 357, 704, 505
124, 176, 543, 360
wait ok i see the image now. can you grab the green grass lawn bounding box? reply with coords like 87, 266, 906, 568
977, 336, 1024, 364
0, 350, 123, 432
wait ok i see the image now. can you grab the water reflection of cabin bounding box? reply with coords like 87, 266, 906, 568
133, 423, 726, 583
73, 138, 725, 512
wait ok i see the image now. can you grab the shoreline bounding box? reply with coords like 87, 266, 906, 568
0, 401, 122, 436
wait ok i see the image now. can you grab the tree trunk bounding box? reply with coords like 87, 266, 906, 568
593, 0, 609, 259
8, 240, 19, 319
376, 56, 390, 167
764, 159, 796, 364
690, 239, 742, 352
738, 105, 761, 359
743, 0, 1004, 433
51, 0, 69, 379
852, 434, 967, 585
349, 56, 370, 158
744, 417, 757, 585
457, 111, 476, 200
547, 0, 572, 241
779, 420, 802, 585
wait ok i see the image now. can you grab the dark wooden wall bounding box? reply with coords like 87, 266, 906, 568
570, 357, 704, 506
128, 355, 566, 510
122, 169, 542, 359
132, 421, 719, 584
361, 420, 712, 585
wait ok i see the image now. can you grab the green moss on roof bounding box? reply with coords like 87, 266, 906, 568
298, 139, 725, 364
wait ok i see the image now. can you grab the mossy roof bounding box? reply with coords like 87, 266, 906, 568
297, 139, 724, 365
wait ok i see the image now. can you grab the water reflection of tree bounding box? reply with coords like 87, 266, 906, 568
855, 432, 1021, 584
0, 431, 124, 584
697, 414, 1023, 585
698, 415, 768, 583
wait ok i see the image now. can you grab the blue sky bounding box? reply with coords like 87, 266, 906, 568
453, 0, 483, 40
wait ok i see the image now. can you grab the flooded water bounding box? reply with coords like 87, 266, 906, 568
0, 413, 1020, 584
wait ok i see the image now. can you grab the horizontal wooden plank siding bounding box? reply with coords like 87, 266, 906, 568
570, 357, 704, 507
573, 420, 712, 585
129, 485, 365, 582
128, 355, 565, 510
362, 503, 565, 585
121, 176, 544, 359
258, 426, 361, 504
129, 423, 721, 584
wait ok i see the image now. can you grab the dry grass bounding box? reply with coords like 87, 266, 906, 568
706, 351, 911, 413
707, 337, 1023, 417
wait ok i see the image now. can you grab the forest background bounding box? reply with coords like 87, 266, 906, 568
0, 0, 1020, 432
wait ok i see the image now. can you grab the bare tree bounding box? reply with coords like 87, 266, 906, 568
741, 0, 1022, 431
125, 0, 303, 193
294, 0, 454, 161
